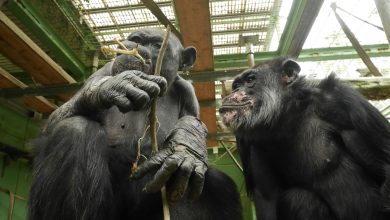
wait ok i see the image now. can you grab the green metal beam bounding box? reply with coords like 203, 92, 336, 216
277, 0, 324, 57
214, 44, 390, 69
5, 0, 87, 80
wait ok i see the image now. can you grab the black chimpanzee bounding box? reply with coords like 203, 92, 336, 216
28, 28, 242, 220
219, 57, 390, 220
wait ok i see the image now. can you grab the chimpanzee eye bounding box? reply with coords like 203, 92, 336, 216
232, 81, 241, 90
129, 36, 143, 44
153, 42, 162, 49
246, 74, 255, 83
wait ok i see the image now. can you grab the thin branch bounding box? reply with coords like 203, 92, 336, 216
149, 26, 171, 220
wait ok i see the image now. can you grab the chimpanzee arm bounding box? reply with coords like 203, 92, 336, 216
236, 138, 279, 220
42, 62, 113, 133
131, 76, 209, 203
314, 74, 390, 204
43, 62, 167, 134
175, 76, 200, 118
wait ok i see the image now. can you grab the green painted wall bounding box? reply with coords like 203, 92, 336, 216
0, 156, 30, 220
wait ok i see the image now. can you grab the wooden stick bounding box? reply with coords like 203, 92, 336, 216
101, 46, 146, 64
149, 26, 171, 220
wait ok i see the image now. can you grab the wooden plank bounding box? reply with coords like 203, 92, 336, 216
0, 11, 75, 85
174, 0, 214, 71
174, 0, 216, 146
193, 82, 217, 147
0, 67, 57, 113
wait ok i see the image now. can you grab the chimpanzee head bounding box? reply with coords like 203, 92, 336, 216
112, 28, 197, 87
219, 57, 301, 132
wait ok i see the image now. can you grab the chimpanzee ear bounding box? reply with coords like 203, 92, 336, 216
180, 46, 197, 71
281, 59, 300, 84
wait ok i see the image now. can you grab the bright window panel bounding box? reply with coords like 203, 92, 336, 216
214, 47, 240, 55
160, 6, 175, 20
106, 0, 129, 7
75, 0, 104, 9
213, 34, 240, 46
112, 10, 136, 25
304, 0, 387, 49
89, 13, 114, 27
132, 8, 157, 23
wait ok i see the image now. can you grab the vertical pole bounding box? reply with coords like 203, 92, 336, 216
374, 0, 390, 45
246, 43, 255, 67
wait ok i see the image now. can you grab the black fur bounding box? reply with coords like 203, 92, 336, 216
28, 28, 242, 220
220, 57, 390, 220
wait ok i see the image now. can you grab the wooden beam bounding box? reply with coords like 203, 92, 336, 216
0, 10, 75, 101
0, 67, 57, 113
174, 0, 216, 147
174, 0, 214, 72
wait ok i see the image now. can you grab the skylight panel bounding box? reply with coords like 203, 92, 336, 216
76, 0, 104, 9
213, 34, 240, 46
102, 33, 122, 42
112, 10, 135, 25
214, 47, 240, 55
132, 8, 157, 23
211, 1, 241, 16
88, 12, 114, 27
212, 23, 242, 32
160, 6, 175, 20
303, 0, 387, 49
106, 0, 128, 7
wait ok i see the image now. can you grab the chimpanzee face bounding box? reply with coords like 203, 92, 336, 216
112, 28, 197, 86
126, 29, 197, 86
219, 58, 301, 132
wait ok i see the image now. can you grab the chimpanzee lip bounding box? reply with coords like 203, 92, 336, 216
219, 101, 252, 112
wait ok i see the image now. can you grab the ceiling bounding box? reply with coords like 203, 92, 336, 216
0, 0, 389, 150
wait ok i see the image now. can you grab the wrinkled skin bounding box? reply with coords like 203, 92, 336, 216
220, 57, 390, 220
28, 28, 242, 220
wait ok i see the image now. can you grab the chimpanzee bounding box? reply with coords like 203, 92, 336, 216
28, 28, 242, 220
219, 57, 390, 220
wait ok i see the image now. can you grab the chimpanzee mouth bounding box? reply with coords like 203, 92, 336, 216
219, 101, 252, 113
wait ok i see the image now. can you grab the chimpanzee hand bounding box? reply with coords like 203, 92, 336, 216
82, 70, 167, 112
130, 116, 208, 204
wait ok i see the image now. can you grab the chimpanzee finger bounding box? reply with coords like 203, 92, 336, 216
112, 93, 132, 112
134, 72, 167, 96
143, 153, 185, 193
130, 148, 172, 179
187, 163, 207, 201
122, 85, 151, 110
166, 156, 195, 204
122, 72, 161, 99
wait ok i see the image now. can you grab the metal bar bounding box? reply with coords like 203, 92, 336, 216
83, 1, 171, 14
92, 21, 167, 32
211, 11, 272, 20
277, 0, 324, 58
140, 0, 182, 42
374, 0, 390, 45
215, 44, 390, 69
332, 4, 382, 76
213, 27, 268, 35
